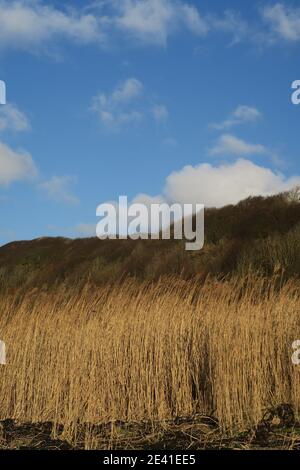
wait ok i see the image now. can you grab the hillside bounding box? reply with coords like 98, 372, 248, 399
1, 192, 300, 450
1, 193, 300, 291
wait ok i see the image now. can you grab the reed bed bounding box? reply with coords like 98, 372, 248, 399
0, 275, 299, 447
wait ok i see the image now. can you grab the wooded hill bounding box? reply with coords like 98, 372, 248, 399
1, 192, 300, 291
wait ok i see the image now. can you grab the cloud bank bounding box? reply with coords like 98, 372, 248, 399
163, 159, 300, 208
2, 1, 298, 54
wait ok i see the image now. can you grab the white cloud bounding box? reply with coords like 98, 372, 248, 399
209, 134, 267, 157
92, 78, 144, 130
39, 176, 79, 205
0, 0, 105, 51
92, 78, 167, 130
96, 159, 300, 218
0, 140, 37, 186
211, 105, 262, 130
163, 159, 300, 208
0, 1, 280, 54
111, 77, 143, 103
262, 3, 300, 42
152, 104, 169, 123
112, 0, 208, 46
0, 103, 30, 132
0, 0, 210, 53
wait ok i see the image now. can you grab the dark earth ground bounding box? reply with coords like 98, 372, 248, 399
0, 404, 299, 450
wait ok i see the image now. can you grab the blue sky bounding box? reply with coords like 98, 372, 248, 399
0, 0, 300, 244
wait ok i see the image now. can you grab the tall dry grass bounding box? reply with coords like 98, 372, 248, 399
0, 275, 299, 447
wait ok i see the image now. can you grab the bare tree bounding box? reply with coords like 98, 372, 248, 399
285, 186, 300, 203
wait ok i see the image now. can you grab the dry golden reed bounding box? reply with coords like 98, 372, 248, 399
0, 275, 299, 446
